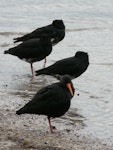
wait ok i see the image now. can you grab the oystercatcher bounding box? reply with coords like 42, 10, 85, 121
35, 51, 89, 79
16, 75, 75, 133
14, 20, 65, 46
4, 35, 52, 75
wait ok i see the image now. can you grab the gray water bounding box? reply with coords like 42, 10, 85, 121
0, 0, 113, 144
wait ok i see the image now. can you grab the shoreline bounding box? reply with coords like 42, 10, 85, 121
0, 91, 112, 150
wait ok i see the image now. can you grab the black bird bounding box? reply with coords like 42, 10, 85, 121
35, 51, 89, 79
16, 75, 74, 133
4, 35, 52, 75
13, 20, 65, 46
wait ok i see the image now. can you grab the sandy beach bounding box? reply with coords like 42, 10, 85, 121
0, 83, 112, 150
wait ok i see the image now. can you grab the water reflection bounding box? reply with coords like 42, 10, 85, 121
9, 75, 57, 99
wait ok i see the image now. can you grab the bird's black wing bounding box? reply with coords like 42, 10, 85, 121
32, 25, 56, 36
46, 57, 81, 74
14, 24, 57, 42
17, 83, 65, 114
9, 39, 45, 58
26, 83, 60, 105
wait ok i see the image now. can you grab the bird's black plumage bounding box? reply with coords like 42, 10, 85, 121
16, 75, 74, 133
4, 35, 52, 75
13, 20, 65, 46
35, 51, 89, 79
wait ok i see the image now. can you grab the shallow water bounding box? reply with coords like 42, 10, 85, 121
0, 0, 113, 145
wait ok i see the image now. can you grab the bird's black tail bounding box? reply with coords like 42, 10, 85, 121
4, 48, 15, 55
13, 34, 31, 43
35, 68, 49, 76
35, 68, 61, 79
16, 107, 26, 115
16, 110, 21, 115
13, 37, 21, 43
4, 50, 9, 54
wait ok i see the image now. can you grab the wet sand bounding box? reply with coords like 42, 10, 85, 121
0, 75, 112, 150
0, 94, 111, 150
0, 24, 113, 149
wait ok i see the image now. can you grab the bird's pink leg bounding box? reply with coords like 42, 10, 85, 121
30, 63, 34, 76
43, 58, 46, 68
47, 117, 55, 133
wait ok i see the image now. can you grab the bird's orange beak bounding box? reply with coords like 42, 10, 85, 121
66, 83, 74, 96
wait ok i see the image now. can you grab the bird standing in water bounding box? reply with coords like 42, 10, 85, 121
16, 75, 75, 133
13, 20, 65, 46
35, 51, 89, 79
4, 35, 52, 75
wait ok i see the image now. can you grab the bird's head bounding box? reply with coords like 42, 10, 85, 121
60, 75, 74, 97
52, 20, 65, 29
75, 51, 89, 61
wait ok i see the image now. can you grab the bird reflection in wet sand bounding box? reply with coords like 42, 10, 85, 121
16, 75, 75, 133
4, 35, 52, 76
